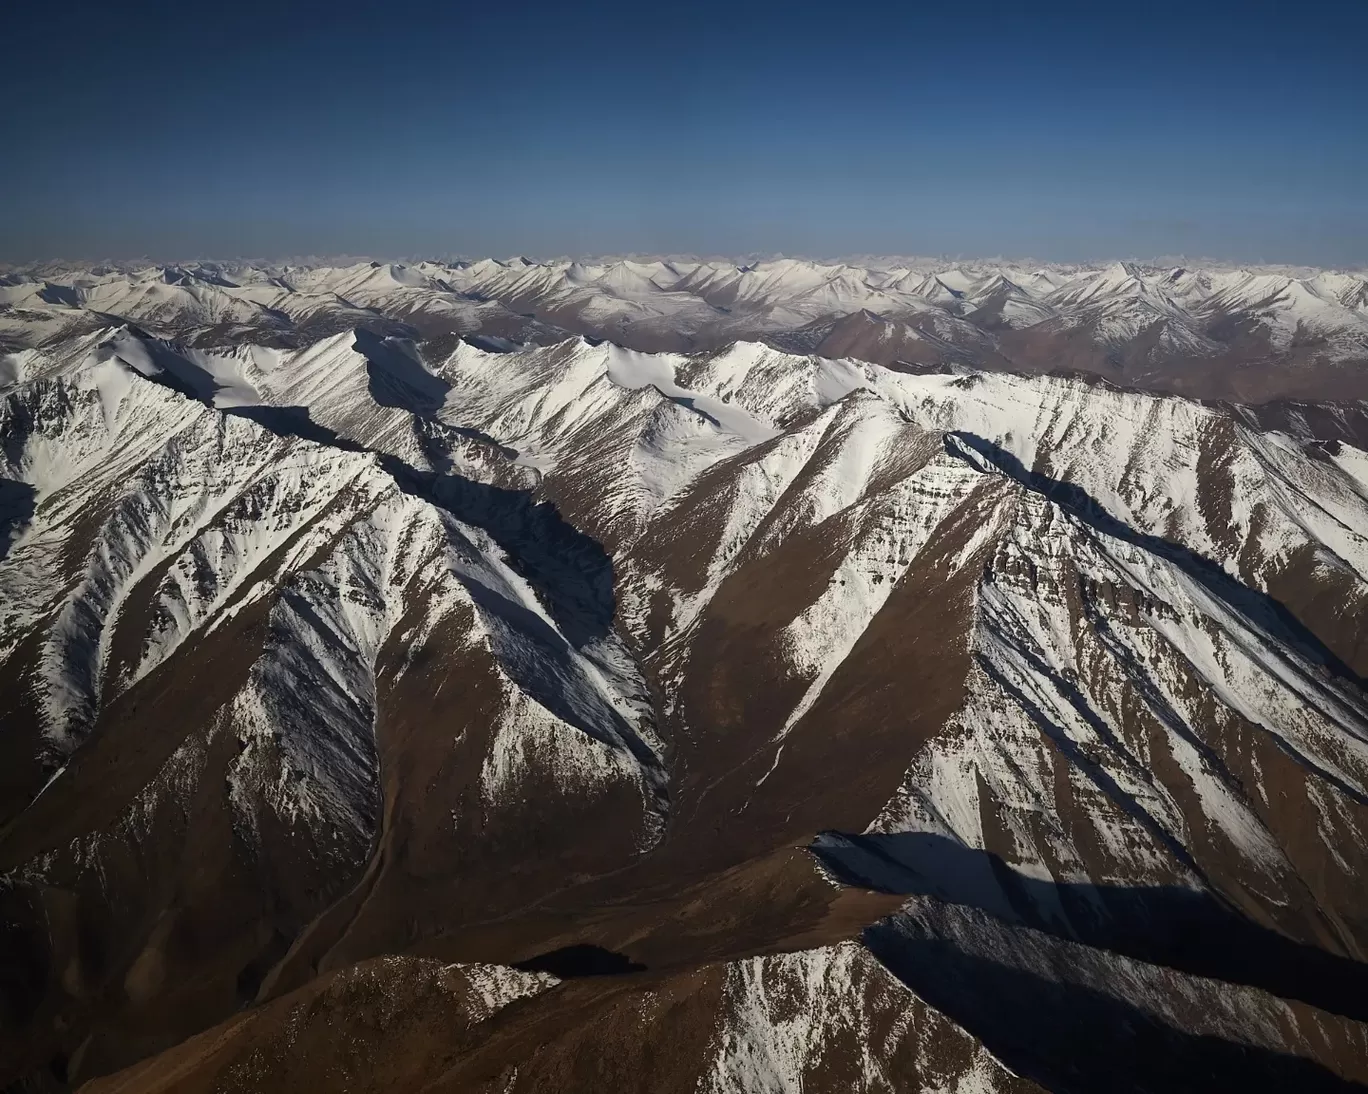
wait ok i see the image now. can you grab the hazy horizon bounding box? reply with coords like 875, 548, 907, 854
7, 253, 1367, 277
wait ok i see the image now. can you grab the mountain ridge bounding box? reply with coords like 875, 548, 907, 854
6, 256, 1368, 405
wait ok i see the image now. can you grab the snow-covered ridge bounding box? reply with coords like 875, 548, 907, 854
12, 324, 1368, 637
0, 340, 671, 849
5, 257, 1367, 397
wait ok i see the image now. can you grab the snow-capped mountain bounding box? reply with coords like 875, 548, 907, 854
5, 256, 1368, 403
3, 306, 1368, 1091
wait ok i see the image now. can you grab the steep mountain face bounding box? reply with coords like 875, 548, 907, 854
6, 256, 1368, 403
3, 319, 1368, 1092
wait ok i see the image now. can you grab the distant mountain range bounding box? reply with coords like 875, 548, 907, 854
4, 261, 1368, 1092
5, 257, 1368, 403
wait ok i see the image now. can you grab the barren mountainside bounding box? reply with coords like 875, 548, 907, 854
3, 302, 1368, 1091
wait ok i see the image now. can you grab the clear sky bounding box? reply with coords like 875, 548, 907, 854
3, 0, 1365, 265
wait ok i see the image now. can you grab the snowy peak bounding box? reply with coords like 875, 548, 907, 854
9, 254, 1366, 406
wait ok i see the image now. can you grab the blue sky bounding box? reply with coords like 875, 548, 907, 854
3, 0, 1365, 264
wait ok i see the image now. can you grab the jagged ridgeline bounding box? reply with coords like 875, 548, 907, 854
5, 257, 1368, 405
3, 320, 1368, 1092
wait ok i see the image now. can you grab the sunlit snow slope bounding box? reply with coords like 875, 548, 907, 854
7, 255, 1368, 403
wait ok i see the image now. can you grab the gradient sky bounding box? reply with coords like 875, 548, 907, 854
3, 0, 1366, 264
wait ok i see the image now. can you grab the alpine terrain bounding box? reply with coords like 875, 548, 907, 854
6, 257, 1368, 404
3, 258, 1368, 1093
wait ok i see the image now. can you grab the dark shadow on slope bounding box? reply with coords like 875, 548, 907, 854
233, 928, 294, 1005
1, 392, 38, 468
0, 480, 35, 561
0, 883, 48, 1031
513, 944, 646, 978
375, 457, 665, 790
1233, 401, 1368, 452
335, 323, 664, 784
352, 328, 451, 414
224, 404, 366, 451
151, 337, 658, 797
462, 333, 521, 353
863, 911, 1368, 1094
812, 830, 1368, 1024
280, 313, 414, 347
107, 330, 221, 403
424, 470, 617, 651
945, 432, 1368, 801
973, 650, 1202, 877
438, 546, 626, 747
195, 332, 616, 655
1, 391, 48, 556
415, 416, 519, 461
666, 392, 724, 429
946, 430, 1367, 691
36, 283, 80, 307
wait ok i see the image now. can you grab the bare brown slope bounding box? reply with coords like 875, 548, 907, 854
78, 944, 1045, 1094
245, 447, 1003, 991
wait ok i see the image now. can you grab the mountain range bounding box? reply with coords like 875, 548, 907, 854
5, 257, 1368, 404
3, 260, 1368, 1092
